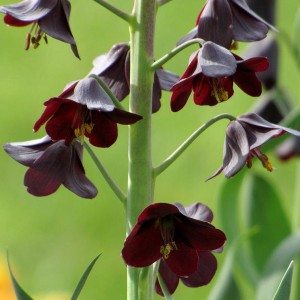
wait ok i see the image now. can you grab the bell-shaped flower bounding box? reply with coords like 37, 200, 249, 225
171, 42, 269, 112
4, 136, 97, 198
209, 113, 300, 179
0, 0, 79, 57
155, 203, 220, 296
179, 0, 273, 48
89, 43, 179, 113
33, 77, 142, 148
121, 203, 225, 277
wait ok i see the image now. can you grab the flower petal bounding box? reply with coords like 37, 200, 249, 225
177, 27, 198, 46
233, 69, 262, 97
122, 220, 163, 267
185, 203, 213, 223
166, 242, 198, 276
107, 108, 142, 125
181, 251, 217, 287
276, 137, 300, 161
3, 136, 52, 167
0, 0, 57, 21
155, 261, 179, 296
156, 69, 179, 91
4, 14, 31, 26
62, 142, 98, 198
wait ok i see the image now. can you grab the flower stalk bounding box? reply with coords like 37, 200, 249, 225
127, 0, 157, 299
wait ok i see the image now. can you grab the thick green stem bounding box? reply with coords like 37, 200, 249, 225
151, 38, 203, 70
154, 114, 235, 176
291, 162, 300, 300
93, 0, 133, 23
127, 0, 156, 299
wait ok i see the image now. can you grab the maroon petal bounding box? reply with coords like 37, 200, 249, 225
4, 14, 32, 26
233, 69, 262, 97
122, 221, 163, 267
107, 108, 142, 125
171, 82, 193, 111
3, 136, 52, 167
0, 0, 57, 22
166, 242, 198, 276
175, 217, 226, 251
155, 261, 179, 296
197, 0, 233, 48
237, 57, 269, 72
62, 142, 98, 198
137, 203, 180, 223
193, 76, 215, 106
87, 111, 118, 148
24, 140, 69, 196
181, 252, 217, 287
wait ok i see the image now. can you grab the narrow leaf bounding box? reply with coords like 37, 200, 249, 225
273, 261, 294, 300
257, 233, 300, 300
7, 254, 33, 300
241, 174, 290, 273
71, 254, 101, 300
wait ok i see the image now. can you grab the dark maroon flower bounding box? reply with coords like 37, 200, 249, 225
89, 43, 179, 113
171, 41, 269, 112
276, 137, 300, 161
0, 0, 79, 58
121, 203, 225, 277
209, 113, 300, 179
155, 203, 219, 296
4, 136, 97, 198
33, 77, 142, 148
179, 0, 273, 48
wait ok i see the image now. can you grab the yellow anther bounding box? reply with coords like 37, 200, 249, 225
230, 41, 239, 50
257, 152, 274, 172
212, 80, 229, 103
160, 242, 177, 260
75, 123, 94, 138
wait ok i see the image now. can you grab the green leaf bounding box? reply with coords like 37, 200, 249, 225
7, 254, 33, 300
71, 254, 101, 300
241, 174, 290, 273
273, 261, 294, 300
257, 232, 300, 300
208, 241, 241, 300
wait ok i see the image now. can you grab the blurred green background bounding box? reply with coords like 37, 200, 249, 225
0, 0, 299, 299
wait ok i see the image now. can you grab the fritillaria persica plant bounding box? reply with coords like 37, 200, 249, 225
2, 0, 300, 299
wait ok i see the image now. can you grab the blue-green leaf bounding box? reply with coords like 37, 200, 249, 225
241, 174, 290, 273
273, 261, 294, 300
7, 254, 33, 300
71, 254, 101, 300
257, 232, 300, 300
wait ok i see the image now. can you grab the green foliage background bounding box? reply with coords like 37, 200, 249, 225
0, 0, 299, 299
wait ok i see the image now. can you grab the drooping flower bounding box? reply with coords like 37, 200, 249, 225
208, 113, 300, 179
171, 41, 269, 112
89, 43, 180, 113
122, 203, 225, 277
178, 0, 273, 48
33, 77, 142, 148
0, 0, 79, 58
155, 203, 219, 296
276, 137, 300, 161
4, 136, 97, 198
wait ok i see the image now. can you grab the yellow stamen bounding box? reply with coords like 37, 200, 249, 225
74, 123, 94, 143
260, 154, 273, 172
212, 80, 229, 103
160, 242, 177, 259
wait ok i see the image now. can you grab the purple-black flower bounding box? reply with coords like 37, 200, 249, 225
179, 0, 273, 48
0, 0, 79, 58
33, 77, 142, 148
4, 136, 97, 198
155, 203, 219, 296
121, 203, 225, 277
171, 42, 269, 112
89, 43, 179, 113
209, 113, 300, 179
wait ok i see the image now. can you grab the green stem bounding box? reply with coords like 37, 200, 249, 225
291, 162, 300, 300
89, 74, 126, 110
157, 0, 174, 7
127, 0, 156, 299
157, 272, 174, 300
154, 114, 235, 177
93, 0, 133, 23
83, 142, 126, 204
151, 38, 203, 70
